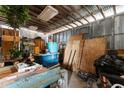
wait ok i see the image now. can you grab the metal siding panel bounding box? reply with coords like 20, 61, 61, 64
115, 35, 124, 49
115, 15, 124, 34
59, 32, 63, 43
66, 31, 71, 41
92, 22, 101, 37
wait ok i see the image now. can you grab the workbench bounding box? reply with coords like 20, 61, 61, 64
0, 65, 61, 88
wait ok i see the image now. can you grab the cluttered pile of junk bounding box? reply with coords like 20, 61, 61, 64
0, 28, 64, 88
0, 28, 124, 88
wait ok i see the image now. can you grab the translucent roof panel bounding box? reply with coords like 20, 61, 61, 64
66, 25, 73, 29
70, 23, 78, 27
94, 12, 103, 20
86, 16, 95, 22
103, 7, 114, 17
80, 18, 88, 24
116, 5, 124, 14
74, 21, 82, 26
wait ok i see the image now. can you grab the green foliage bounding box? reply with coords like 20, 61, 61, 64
0, 5, 30, 28
9, 47, 23, 58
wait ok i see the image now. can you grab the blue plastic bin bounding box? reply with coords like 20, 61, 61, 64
35, 53, 59, 67
47, 42, 58, 53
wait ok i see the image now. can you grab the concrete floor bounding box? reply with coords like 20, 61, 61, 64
68, 71, 98, 88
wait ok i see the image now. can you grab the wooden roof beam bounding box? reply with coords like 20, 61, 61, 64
54, 17, 73, 29
82, 6, 96, 21
29, 16, 55, 30
68, 6, 90, 24
52, 6, 79, 27
27, 20, 51, 30
51, 19, 70, 30
29, 6, 56, 28
113, 5, 116, 15
96, 5, 105, 19
29, 10, 58, 29
61, 6, 84, 25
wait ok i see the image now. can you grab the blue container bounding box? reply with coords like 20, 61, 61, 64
47, 42, 58, 53
35, 53, 59, 67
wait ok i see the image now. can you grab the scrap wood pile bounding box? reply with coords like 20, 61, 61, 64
63, 33, 107, 74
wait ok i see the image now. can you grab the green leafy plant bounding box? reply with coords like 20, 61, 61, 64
0, 5, 30, 28
0, 5, 30, 47
0, 6, 30, 59
9, 47, 23, 58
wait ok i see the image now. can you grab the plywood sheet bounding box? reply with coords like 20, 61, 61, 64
63, 33, 84, 70
79, 37, 107, 74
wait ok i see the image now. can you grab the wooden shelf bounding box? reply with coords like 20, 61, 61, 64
2, 35, 20, 42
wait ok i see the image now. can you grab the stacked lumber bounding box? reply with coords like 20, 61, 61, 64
78, 37, 107, 74
63, 33, 84, 71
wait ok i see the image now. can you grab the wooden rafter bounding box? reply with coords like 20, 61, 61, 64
26, 22, 48, 31
113, 5, 116, 15
96, 5, 105, 19
27, 20, 52, 30
52, 6, 79, 27
29, 6, 57, 28
82, 6, 96, 21
55, 17, 73, 29
69, 6, 90, 24
29, 9, 58, 30
51, 18, 71, 30
61, 6, 84, 25
57, 14, 78, 27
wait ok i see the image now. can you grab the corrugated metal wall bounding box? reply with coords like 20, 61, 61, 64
52, 13, 124, 49
53, 26, 91, 43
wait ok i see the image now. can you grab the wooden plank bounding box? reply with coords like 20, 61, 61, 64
77, 39, 85, 71
116, 49, 124, 58
63, 33, 84, 70
71, 41, 81, 72
0, 66, 60, 88
79, 37, 107, 74
2, 35, 14, 41
96, 5, 105, 19
82, 6, 96, 21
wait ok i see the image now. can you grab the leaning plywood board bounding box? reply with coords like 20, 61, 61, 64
79, 37, 107, 74
69, 33, 83, 42
63, 33, 84, 70
71, 41, 81, 72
